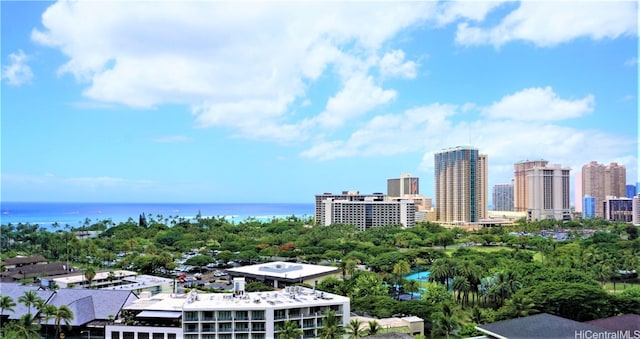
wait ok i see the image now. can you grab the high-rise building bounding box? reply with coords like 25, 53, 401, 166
387, 174, 419, 197
582, 161, 627, 218
318, 197, 415, 230
575, 172, 583, 213
514, 160, 549, 213
434, 146, 487, 223
583, 195, 596, 219
602, 196, 633, 223
493, 182, 514, 211
627, 185, 637, 198
314, 191, 384, 224
526, 164, 571, 221
633, 195, 640, 226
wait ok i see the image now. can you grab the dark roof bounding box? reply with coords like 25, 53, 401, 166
0, 282, 138, 325
476, 313, 606, 339
1, 255, 48, 266
0, 283, 55, 319
586, 314, 640, 332
2, 263, 69, 280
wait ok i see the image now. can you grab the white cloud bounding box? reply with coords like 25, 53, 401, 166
379, 50, 417, 79
31, 2, 432, 141
435, 1, 510, 26
625, 57, 638, 67
455, 2, 638, 47
482, 86, 594, 121
300, 88, 636, 192
314, 74, 397, 129
2, 50, 33, 86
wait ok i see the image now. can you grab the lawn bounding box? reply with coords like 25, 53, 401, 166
444, 245, 520, 256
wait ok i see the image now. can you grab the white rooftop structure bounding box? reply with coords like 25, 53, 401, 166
226, 261, 339, 288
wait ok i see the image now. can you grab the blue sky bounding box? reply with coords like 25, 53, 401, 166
1, 1, 638, 204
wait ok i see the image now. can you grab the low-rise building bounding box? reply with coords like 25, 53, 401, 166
602, 196, 633, 223
226, 261, 340, 289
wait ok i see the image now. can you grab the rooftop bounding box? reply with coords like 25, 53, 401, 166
182, 286, 348, 310
227, 261, 338, 280
476, 313, 607, 339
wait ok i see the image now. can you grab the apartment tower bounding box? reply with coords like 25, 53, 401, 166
434, 146, 487, 223
514, 160, 549, 213
581, 161, 627, 218
493, 182, 514, 211
527, 164, 571, 221
387, 173, 419, 197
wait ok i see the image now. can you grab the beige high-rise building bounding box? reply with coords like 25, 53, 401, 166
514, 160, 549, 213
526, 164, 571, 221
582, 161, 627, 218
434, 146, 487, 223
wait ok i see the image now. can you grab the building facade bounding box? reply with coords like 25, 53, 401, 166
582, 161, 627, 218
314, 191, 384, 224
318, 197, 415, 230
633, 195, 640, 225
182, 280, 350, 339
583, 195, 596, 219
627, 185, 637, 198
387, 174, 419, 197
526, 164, 571, 221
602, 196, 633, 223
434, 146, 487, 223
492, 182, 514, 211
514, 160, 549, 213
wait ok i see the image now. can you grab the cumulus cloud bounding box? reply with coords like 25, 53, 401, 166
435, 1, 510, 26
31, 1, 432, 141
482, 86, 594, 121
379, 50, 417, 79
300, 87, 636, 190
314, 75, 397, 128
2, 50, 33, 86
455, 2, 638, 47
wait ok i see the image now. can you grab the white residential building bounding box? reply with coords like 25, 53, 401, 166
526, 164, 571, 221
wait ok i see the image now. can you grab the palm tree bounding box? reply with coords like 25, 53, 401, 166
469, 305, 486, 324
366, 320, 382, 336
347, 318, 364, 338
392, 260, 411, 299
40, 303, 58, 339
429, 258, 453, 290
84, 267, 97, 288
3, 313, 41, 339
404, 279, 420, 300
432, 303, 460, 339
18, 290, 42, 317
278, 320, 303, 339
504, 295, 538, 318
452, 276, 471, 307
318, 309, 345, 339
0, 294, 16, 318
54, 305, 74, 339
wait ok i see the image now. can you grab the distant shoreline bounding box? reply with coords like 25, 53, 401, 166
0, 201, 315, 228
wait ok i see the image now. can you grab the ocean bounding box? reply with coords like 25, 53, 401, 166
0, 202, 315, 229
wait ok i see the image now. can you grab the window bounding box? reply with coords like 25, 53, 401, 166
202, 335, 215, 339
184, 323, 198, 333
138, 333, 149, 339
184, 335, 198, 339
111, 333, 120, 339
184, 311, 199, 321
201, 323, 215, 332
252, 322, 266, 331
235, 310, 249, 320
123, 333, 134, 339
218, 310, 232, 320
252, 310, 265, 320
167, 334, 176, 339
153, 334, 164, 339
202, 311, 214, 320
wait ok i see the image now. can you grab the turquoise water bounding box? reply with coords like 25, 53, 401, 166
405, 271, 430, 281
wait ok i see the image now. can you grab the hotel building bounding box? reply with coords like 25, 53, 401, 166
493, 182, 514, 211
106, 277, 350, 339
317, 197, 415, 230
514, 160, 549, 213
526, 164, 571, 221
602, 196, 633, 223
387, 174, 419, 197
434, 146, 487, 223
633, 195, 640, 225
314, 191, 384, 224
582, 161, 627, 218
